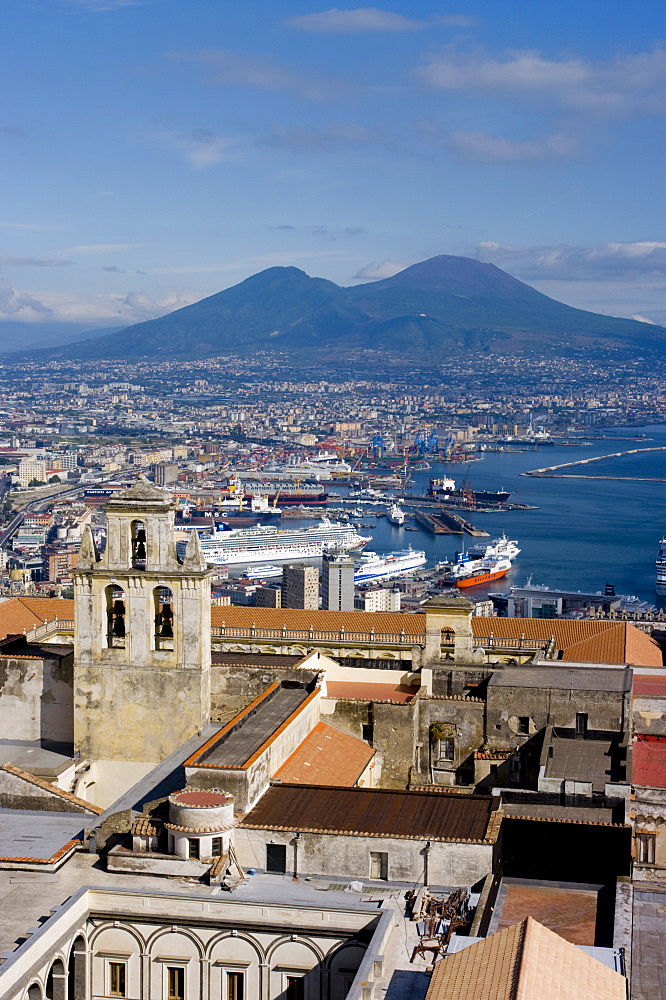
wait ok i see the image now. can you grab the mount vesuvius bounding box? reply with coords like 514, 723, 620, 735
48, 255, 666, 362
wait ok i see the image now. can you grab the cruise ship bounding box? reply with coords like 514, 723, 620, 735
177, 518, 370, 566
354, 548, 426, 583
657, 537, 666, 595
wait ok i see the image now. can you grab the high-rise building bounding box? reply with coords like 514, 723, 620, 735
255, 585, 282, 608
322, 551, 355, 611
282, 563, 319, 609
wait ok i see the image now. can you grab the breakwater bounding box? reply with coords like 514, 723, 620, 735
522, 446, 666, 481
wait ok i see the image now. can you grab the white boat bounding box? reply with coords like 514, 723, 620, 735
657, 536, 666, 595
447, 535, 520, 582
386, 503, 406, 526
354, 548, 426, 583
177, 517, 370, 566
244, 564, 282, 580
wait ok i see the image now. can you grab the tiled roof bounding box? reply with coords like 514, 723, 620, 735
0, 597, 74, 640
211, 606, 662, 665
273, 722, 375, 786
240, 784, 496, 841
325, 681, 417, 703
132, 816, 161, 836
426, 917, 625, 1000
1, 764, 103, 814
633, 734, 666, 788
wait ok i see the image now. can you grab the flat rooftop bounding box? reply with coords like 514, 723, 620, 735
489, 666, 631, 692
545, 735, 623, 789
195, 685, 311, 768
487, 877, 612, 946
0, 809, 86, 864
325, 681, 416, 703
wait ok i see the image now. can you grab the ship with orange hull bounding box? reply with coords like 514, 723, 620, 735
456, 565, 510, 588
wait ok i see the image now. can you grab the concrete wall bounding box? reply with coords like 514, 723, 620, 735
0, 768, 94, 813
633, 693, 666, 736
0, 651, 73, 744
235, 827, 493, 888
210, 662, 319, 722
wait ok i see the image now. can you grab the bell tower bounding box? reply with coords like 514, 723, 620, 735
73, 477, 213, 802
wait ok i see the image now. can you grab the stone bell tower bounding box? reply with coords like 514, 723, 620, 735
73, 477, 213, 803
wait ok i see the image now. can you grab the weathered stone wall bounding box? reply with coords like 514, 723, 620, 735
235, 826, 493, 887
0, 651, 73, 744
210, 662, 319, 721
0, 768, 91, 813
486, 683, 627, 746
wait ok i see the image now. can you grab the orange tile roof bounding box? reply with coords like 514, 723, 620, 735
0, 596, 74, 640
325, 681, 417, 703
426, 917, 625, 1000
273, 721, 375, 786
211, 606, 662, 666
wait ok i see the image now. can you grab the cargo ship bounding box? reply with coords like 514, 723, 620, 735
177, 517, 369, 566
354, 548, 426, 583
228, 475, 329, 507
427, 477, 510, 506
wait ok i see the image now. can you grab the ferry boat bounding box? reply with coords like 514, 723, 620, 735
177, 517, 370, 566
446, 536, 520, 582
455, 557, 512, 588
386, 504, 406, 526
354, 548, 426, 583
657, 537, 666, 595
244, 564, 282, 580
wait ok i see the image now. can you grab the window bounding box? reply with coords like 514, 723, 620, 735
575, 713, 588, 737
285, 976, 304, 1000
106, 585, 126, 649
212, 837, 222, 857
109, 963, 126, 998
266, 843, 287, 873
167, 968, 184, 1000
369, 851, 388, 880
636, 832, 656, 865
188, 838, 200, 860
436, 738, 455, 762
361, 723, 374, 744
226, 972, 244, 1000
154, 586, 174, 649
131, 519, 146, 569
517, 717, 530, 735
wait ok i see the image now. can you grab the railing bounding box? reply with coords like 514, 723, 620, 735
25, 618, 75, 641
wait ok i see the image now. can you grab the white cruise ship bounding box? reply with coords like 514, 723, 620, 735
657, 536, 666, 595
354, 548, 426, 583
386, 503, 406, 526
177, 517, 370, 566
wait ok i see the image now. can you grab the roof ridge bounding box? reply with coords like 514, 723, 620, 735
514, 917, 533, 1000
2, 763, 104, 814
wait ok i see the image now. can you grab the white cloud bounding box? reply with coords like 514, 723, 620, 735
0, 279, 203, 325
415, 46, 666, 119
450, 130, 580, 163
284, 8, 426, 33
63, 243, 147, 254
169, 49, 341, 102
353, 260, 408, 280
0, 221, 71, 232
0, 254, 75, 268
175, 129, 238, 168
476, 240, 666, 281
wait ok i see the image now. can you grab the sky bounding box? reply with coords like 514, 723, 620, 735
2, 0, 666, 333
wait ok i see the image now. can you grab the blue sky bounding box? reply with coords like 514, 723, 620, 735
2, 0, 666, 331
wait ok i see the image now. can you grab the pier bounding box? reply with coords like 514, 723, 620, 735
414, 507, 489, 537
523, 446, 666, 481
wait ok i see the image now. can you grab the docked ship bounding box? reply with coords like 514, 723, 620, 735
427, 477, 510, 506
177, 517, 370, 566
455, 556, 512, 588
228, 475, 329, 507
657, 537, 666, 595
386, 504, 406, 526
354, 548, 426, 583
444, 535, 520, 587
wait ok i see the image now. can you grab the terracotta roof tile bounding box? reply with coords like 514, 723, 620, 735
273, 722, 375, 786
132, 816, 161, 836
426, 917, 625, 1000
325, 682, 417, 703
0, 596, 74, 640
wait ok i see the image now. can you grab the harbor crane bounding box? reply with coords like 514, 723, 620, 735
371, 433, 385, 458
426, 430, 439, 457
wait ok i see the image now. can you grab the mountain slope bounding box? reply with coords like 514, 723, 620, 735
49, 255, 666, 361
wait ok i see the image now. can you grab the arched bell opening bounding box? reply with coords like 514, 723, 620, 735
154, 586, 174, 650
130, 519, 146, 569
106, 584, 126, 649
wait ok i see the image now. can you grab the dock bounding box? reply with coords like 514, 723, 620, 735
415, 509, 460, 534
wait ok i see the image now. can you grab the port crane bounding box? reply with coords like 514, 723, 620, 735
426, 430, 439, 457
371, 433, 385, 459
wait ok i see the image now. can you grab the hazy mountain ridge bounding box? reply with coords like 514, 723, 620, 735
43, 255, 666, 362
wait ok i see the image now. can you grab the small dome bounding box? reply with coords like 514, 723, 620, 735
167, 788, 235, 833
169, 790, 232, 809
